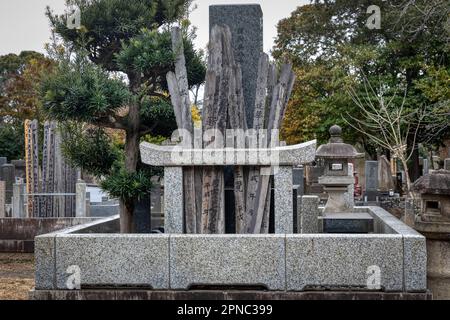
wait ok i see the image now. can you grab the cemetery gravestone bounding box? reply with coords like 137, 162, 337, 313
11, 160, 26, 180
209, 4, 266, 233
293, 167, 305, 233
365, 161, 379, 201
366, 161, 379, 190
0, 164, 15, 204
345, 163, 355, 209
157, 11, 297, 235
134, 194, 152, 233
209, 4, 263, 128
432, 156, 440, 170
12, 181, 25, 218
445, 159, 450, 171
306, 165, 325, 194
293, 167, 304, 195
423, 158, 429, 175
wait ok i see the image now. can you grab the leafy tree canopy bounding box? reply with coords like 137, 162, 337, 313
274, 0, 449, 160
41, 0, 206, 232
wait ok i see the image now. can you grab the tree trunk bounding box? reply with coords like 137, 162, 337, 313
120, 101, 141, 233
400, 157, 415, 200
119, 200, 134, 233
407, 134, 420, 183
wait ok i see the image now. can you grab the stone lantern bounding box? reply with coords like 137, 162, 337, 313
412, 169, 450, 299
413, 170, 450, 223
316, 125, 364, 214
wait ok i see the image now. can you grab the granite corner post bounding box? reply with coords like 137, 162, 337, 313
403, 234, 427, 292
164, 167, 184, 234
274, 166, 293, 234
300, 195, 320, 234
75, 180, 87, 218
12, 181, 26, 218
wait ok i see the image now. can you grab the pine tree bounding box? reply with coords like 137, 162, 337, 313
41, 0, 206, 232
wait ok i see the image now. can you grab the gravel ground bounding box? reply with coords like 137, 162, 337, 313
0, 253, 35, 300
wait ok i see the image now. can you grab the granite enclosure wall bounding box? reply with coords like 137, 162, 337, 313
34, 208, 427, 293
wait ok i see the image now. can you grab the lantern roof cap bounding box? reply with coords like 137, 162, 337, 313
413, 170, 450, 195
316, 125, 364, 159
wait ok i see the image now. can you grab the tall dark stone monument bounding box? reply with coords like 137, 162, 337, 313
134, 194, 152, 233
0, 164, 15, 204
210, 5, 265, 230
210, 4, 263, 128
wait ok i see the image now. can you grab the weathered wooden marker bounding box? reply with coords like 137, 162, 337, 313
161, 5, 299, 234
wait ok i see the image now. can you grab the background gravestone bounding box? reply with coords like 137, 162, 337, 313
150, 177, 162, 213
0, 157, 7, 167
210, 4, 263, 128
365, 161, 378, 190
293, 167, 305, 234
378, 155, 394, 191
345, 163, 355, 209
293, 167, 304, 188
134, 194, 152, 233
11, 160, 26, 180
0, 164, 15, 204
445, 159, 450, 171
365, 161, 379, 201
305, 165, 324, 194
422, 158, 429, 175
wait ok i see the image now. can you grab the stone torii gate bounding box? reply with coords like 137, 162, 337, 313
141, 141, 316, 234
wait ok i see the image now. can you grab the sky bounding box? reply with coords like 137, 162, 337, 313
0, 0, 309, 56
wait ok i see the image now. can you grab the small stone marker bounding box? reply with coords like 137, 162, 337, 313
445, 159, 450, 171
